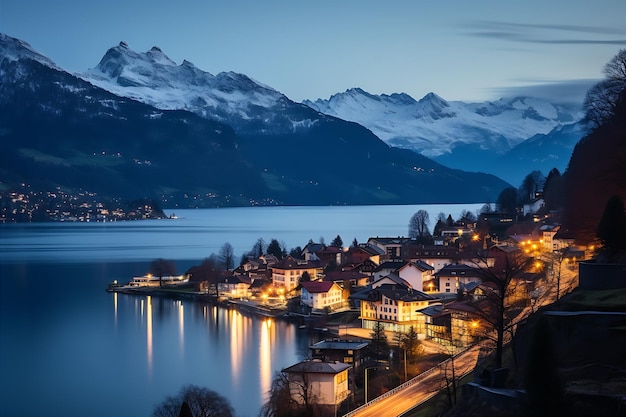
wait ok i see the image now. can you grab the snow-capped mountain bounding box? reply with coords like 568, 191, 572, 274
0, 33, 61, 73
1, 33, 510, 207
80, 41, 321, 134
303, 88, 583, 158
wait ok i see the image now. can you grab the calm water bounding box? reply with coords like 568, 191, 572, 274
0, 204, 483, 417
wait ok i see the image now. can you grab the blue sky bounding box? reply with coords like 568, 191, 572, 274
2, 0, 625, 104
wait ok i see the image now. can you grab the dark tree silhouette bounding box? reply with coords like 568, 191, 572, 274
152, 384, 234, 417
149, 258, 177, 287
219, 242, 235, 271
330, 234, 343, 247
542, 168, 564, 211
369, 321, 389, 360
596, 195, 626, 261
408, 209, 431, 241
468, 249, 535, 368
584, 49, 626, 129
267, 239, 284, 259
496, 187, 519, 214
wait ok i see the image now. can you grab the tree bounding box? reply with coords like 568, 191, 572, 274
457, 209, 476, 226
330, 234, 343, 247
496, 187, 518, 214
583, 49, 626, 129
150, 258, 177, 288
402, 326, 422, 363
250, 238, 266, 258
519, 170, 544, 204
152, 384, 234, 417
596, 195, 626, 261
267, 239, 284, 259
260, 372, 297, 417
289, 246, 303, 259
351, 237, 359, 248
468, 249, 535, 368
300, 271, 311, 282
369, 321, 389, 360
408, 209, 431, 241
542, 168, 564, 211
218, 242, 235, 271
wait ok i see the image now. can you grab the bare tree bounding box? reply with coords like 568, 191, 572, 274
152, 384, 234, 417
219, 242, 235, 271
584, 49, 626, 129
408, 209, 431, 241
149, 258, 177, 288
467, 249, 535, 368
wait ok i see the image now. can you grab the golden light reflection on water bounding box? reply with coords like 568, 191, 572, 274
146, 296, 153, 376
260, 318, 272, 399
113, 292, 118, 327
229, 309, 242, 382
177, 301, 184, 355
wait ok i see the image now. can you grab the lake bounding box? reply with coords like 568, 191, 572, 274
0, 203, 484, 417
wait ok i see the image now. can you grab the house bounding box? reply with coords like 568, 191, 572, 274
310, 339, 369, 368
402, 244, 462, 273
372, 260, 407, 282
345, 244, 384, 265
271, 256, 324, 292
248, 278, 272, 298
350, 283, 433, 336
367, 237, 410, 261
310, 339, 369, 394
217, 275, 251, 299
300, 281, 344, 311
397, 260, 434, 291
315, 246, 345, 265
523, 198, 545, 216
282, 360, 351, 408
435, 263, 483, 294
419, 303, 452, 346
322, 270, 370, 287
302, 242, 325, 261
341, 259, 379, 279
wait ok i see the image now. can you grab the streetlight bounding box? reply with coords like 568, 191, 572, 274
364, 365, 388, 403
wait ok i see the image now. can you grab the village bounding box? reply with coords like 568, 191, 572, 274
110, 198, 594, 416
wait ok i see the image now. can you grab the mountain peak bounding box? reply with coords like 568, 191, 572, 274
0, 33, 61, 70
418, 92, 449, 107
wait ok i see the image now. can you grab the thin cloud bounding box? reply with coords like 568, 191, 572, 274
489, 78, 599, 105
464, 20, 626, 45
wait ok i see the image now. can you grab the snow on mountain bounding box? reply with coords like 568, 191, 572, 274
303, 88, 583, 158
79, 41, 305, 132
0, 33, 62, 74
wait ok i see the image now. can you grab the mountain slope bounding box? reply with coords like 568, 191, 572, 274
304, 88, 584, 184
0, 34, 510, 207
81, 41, 323, 136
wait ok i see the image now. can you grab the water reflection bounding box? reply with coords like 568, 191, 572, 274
177, 301, 184, 356
229, 309, 242, 383
260, 319, 272, 399
146, 296, 153, 377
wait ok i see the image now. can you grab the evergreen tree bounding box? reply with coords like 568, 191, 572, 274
331, 234, 343, 247
369, 321, 389, 359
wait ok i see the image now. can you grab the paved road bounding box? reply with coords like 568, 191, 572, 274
345, 345, 480, 417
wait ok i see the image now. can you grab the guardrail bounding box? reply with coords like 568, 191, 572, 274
342, 346, 473, 417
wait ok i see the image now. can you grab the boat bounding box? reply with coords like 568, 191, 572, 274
106, 274, 190, 292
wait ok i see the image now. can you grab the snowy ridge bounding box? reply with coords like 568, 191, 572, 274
80, 41, 290, 126
0, 33, 62, 72
303, 88, 583, 157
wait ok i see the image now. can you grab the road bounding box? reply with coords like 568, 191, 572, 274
345, 345, 480, 417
